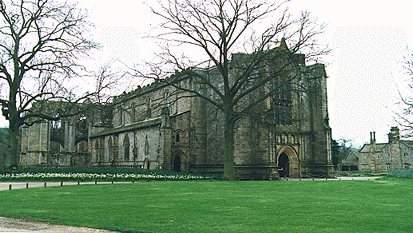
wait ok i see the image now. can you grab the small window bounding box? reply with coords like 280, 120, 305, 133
147, 98, 152, 118
176, 133, 180, 143
51, 120, 61, 129
165, 90, 170, 108
119, 109, 125, 125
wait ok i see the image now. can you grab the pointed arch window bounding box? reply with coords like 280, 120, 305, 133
164, 90, 170, 114
124, 134, 130, 161
144, 135, 149, 155
147, 98, 152, 118
108, 137, 113, 162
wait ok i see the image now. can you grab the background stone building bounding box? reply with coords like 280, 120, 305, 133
358, 127, 413, 172
20, 103, 91, 167
20, 43, 333, 179
338, 149, 360, 171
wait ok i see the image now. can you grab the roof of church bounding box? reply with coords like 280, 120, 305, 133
90, 117, 161, 138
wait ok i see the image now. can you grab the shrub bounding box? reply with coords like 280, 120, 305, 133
0, 167, 216, 182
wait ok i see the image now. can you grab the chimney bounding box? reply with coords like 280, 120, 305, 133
388, 127, 400, 143
370, 131, 376, 144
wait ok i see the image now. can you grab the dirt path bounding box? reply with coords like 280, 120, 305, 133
0, 181, 115, 191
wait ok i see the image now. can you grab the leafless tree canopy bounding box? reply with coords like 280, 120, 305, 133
395, 51, 413, 137
136, 0, 329, 179
0, 0, 109, 167
0, 0, 105, 124
144, 0, 328, 111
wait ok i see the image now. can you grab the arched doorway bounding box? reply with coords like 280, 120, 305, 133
143, 158, 150, 170
277, 146, 299, 178
173, 155, 181, 172
172, 151, 186, 172
278, 153, 289, 177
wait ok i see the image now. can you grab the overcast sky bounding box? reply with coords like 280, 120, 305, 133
1, 0, 412, 147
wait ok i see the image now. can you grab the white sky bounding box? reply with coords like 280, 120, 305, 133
1, 0, 413, 147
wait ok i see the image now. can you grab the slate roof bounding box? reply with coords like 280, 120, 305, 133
90, 117, 161, 138
359, 143, 388, 153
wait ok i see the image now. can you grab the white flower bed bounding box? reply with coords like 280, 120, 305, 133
0, 172, 213, 181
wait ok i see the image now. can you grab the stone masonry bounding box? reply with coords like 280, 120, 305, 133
20, 41, 334, 179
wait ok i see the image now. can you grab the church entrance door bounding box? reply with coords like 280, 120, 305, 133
278, 153, 289, 177
173, 154, 181, 172
277, 146, 299, 178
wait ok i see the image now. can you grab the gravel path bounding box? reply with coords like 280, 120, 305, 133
0, 217, 116, 233
0, 181, 116, 191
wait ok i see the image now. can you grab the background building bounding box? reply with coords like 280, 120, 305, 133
358, 127, 413, 172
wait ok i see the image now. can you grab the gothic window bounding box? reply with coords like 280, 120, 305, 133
164, 90, 170, 113
119, 108, 125, 126
77, 141, 88, 153
146, 98, 152, 118
143, 158, 150, 169
269, 76, 293, 125
132, 103, 136, 122
95, 140, 99, 162
95, 140, 103, 162
144, 135, 149, 155
113, 135, 119, 161
108, 137, 113, 162
123, 134, 130, 161
176, 133, 180, 143
51, 120, 62, 129
76, 114, 87, 133
175, 95, 179, 114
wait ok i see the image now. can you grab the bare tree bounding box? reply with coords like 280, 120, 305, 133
0, 0, 102, 168
395, 51, 413, 137
137, 0, 328, 179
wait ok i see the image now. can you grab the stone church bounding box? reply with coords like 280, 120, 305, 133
19, 41, 333, 179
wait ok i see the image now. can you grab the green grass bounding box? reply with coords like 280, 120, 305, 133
0, 180, 412, 232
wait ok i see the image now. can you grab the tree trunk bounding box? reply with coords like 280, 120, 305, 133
7, 123, 20, 168
6, 93, 20, 168
223, 112, 236, 180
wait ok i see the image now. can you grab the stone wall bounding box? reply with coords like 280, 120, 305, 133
19, 44, 333, 179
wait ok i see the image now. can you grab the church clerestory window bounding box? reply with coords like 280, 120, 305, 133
164, 90, 170, 114
146, 98, 152, 118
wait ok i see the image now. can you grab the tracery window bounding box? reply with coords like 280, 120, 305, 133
269, 75, 293, 125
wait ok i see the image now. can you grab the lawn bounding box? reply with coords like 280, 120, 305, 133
0, 180, 412, 233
